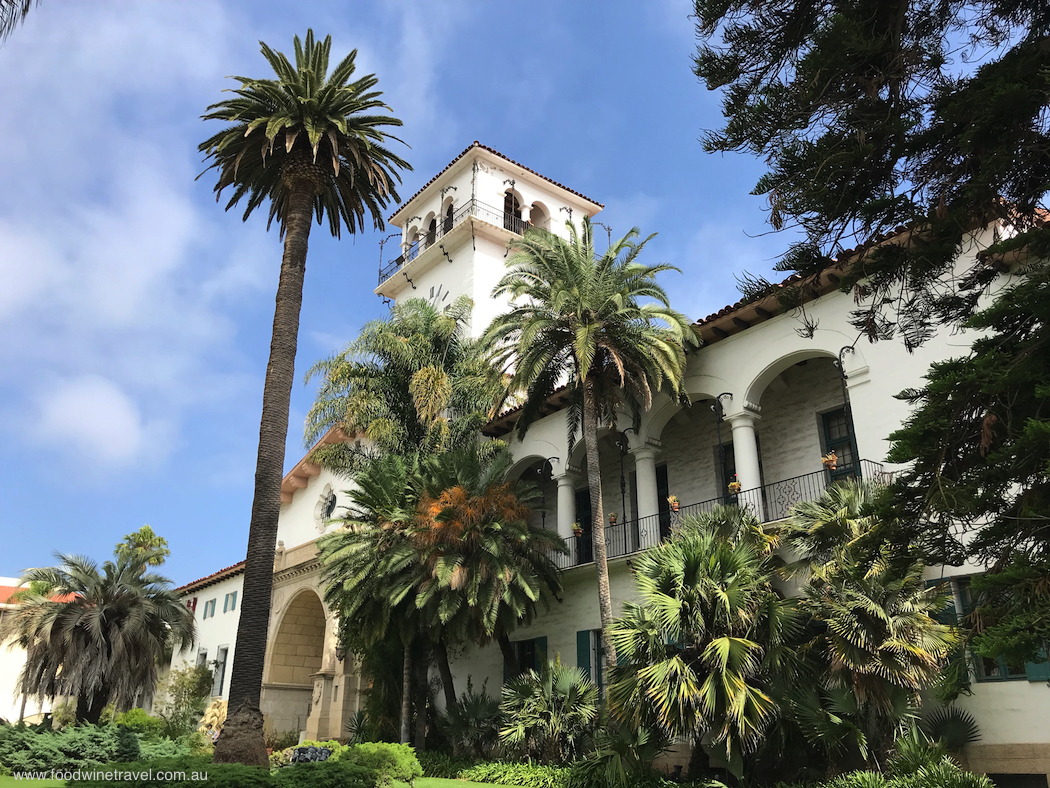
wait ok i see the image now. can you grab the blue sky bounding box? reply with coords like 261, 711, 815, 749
0, 1, 793, 584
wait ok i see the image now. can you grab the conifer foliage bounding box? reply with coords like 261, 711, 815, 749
693, 1, 1050, 346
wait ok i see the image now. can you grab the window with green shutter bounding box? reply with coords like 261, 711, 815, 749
504, 636, 548, 683
958, 576, 1028, 682
577, 630, 591, 681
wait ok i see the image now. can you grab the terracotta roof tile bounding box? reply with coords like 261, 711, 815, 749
176, 561, 245, 594
391, 141, 603, 222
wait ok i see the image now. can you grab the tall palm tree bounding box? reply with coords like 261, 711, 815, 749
606, 510, 800, 778
0, 554, 194, 724
305, 296, 502, 470
483, 217, 700, 664
198, 30, 409, 763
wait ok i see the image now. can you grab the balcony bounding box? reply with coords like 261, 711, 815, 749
551, 459, 888, 570
378, 198, 534, 286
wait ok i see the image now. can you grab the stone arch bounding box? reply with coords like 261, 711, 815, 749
639, 373, 728, 444
506, 445, 561, 482
739, 329, 867, 408
266, 589, 326, 687
529, 200, 551, 230
441, 197, 455, 233
422, 211, 437, 246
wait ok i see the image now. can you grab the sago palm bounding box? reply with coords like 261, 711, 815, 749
483, 217, 700, 663
607, 511, 801, 778
198, 29, 409, 763
0, 553, 194, 724
305, 296, 502, 469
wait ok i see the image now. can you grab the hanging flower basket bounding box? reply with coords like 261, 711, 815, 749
609, 512, 617, 525
821, 452, 838, 471
727, 475, 742, 494
667, 495, 680, 513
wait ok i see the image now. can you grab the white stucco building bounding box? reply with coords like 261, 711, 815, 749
0, 578, 52, 724
175, 142, 1049, 785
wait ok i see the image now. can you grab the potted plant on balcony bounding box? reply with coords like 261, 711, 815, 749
727, 475, 742, 494
609, 512, 617, 526
821, 451, 838, 471
572, 522, 583, 537
667, 495, 680, 513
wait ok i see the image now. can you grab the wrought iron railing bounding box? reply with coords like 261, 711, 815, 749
378, 198, 533, 285
553, 460, 887, 569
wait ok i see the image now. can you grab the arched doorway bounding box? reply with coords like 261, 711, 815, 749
263, 590, 326, 735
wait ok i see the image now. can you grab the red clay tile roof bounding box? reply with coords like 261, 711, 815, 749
175, 561, 245, 595
0, 586, 76, 605
391, 141, 603, 223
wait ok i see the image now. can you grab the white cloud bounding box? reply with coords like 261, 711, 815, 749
36, 375, 170, 466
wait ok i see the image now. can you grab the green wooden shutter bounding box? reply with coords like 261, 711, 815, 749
535, 637, 547, 670
1025, 650, 1050, 682
577, 630, 591, 681
925, 579, 958, 625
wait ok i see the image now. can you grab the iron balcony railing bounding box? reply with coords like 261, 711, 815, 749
378, 198, 533, 285
550, 459, 888, 570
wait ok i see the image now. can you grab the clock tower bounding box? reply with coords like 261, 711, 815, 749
375, 142, 603, 338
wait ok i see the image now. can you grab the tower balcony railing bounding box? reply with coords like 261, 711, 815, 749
378, 198, 533, 285
551, 459, 888, 570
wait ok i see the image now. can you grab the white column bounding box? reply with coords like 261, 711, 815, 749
632, 447, 660, 548
520, 204, 532, 223
556, 472, 577, 539
727, 410, 765, 520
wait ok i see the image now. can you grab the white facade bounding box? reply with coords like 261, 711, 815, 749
170, 568, 244, 702
0, 578, 52, 723
177, 144, 1047, 780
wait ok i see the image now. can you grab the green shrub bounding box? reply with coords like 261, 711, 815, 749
889, 759, 994, 788
51, 702, 76, 729
113, 708, 166, 739
440, 679, 501, 759
417, 751, 473, 778
461, 760, 572, 788
272, 760, 379, 788
137, 736, 190, 761
345, 741, 422, 785
0, 722, 142, 773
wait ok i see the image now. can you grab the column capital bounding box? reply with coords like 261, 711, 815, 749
628, 438, 663, 459
555, 469, 579, 487
725, 402, 762, 424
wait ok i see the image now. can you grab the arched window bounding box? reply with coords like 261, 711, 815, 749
503, 191, 521, 232
443, 203, 454, 234
426, 218, 437, 247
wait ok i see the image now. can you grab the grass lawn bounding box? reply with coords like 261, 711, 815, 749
0, 777, 65, 787
417, 778, 505, 788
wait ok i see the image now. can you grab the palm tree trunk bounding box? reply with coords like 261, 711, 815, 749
17, 693, 27, 725
497, 630, 519, 678
582, 376, 616, 667
413, 643, 429, 751
400, 636, 412, 744
435, 638, 457, 709
213, 182, 315, 766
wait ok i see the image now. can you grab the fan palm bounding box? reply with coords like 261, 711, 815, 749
0, 553, 194, 724
483, 217, 700, 663
198, 30, 409, 762
606, 511, 800, 778
499, 659, 600, 764
305, 296, 502, 469
782, 480, 888, 579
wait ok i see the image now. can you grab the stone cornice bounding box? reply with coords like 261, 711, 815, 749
273, 557, 322, 586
